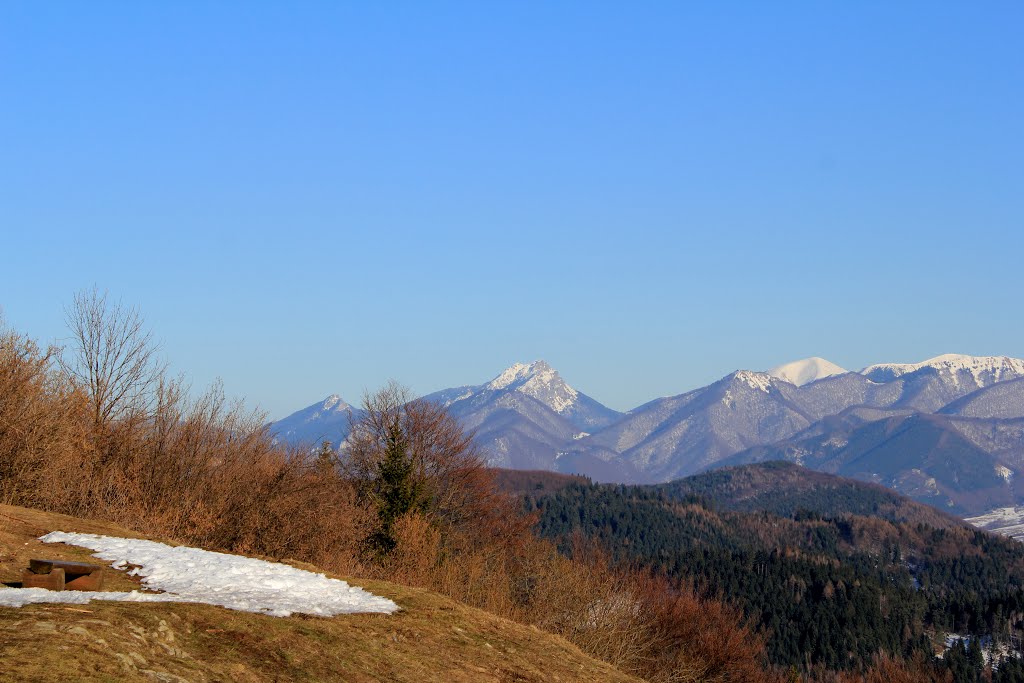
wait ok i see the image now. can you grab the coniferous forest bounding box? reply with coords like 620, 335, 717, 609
524, 463, 1024, 681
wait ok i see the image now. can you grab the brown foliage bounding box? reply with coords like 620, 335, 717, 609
381, 517, 775, 682
1, 304, 779, 683
808, 652, 953, 683
343, 381, 500, 537
0, 327, 91, 508
489, 468, 590, 496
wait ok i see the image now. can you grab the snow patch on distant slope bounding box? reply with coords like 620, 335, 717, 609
768, 358, 848, 386
861, 354, 1024, 383
733, 370, 775, 393
965, 507, 1024, 542
0, 533, 398, 616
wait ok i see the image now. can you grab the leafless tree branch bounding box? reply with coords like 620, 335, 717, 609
59, 287, 164, 430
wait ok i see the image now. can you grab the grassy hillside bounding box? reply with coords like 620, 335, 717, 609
0, 504, 640, 683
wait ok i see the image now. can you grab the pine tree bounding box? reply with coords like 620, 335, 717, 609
315, 440, 335, 471
366, 417, 426, 556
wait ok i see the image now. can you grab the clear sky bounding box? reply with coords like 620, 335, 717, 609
2, 3, 1022, 418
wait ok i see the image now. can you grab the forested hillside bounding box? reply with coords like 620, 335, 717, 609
663, 462, 964, 527
526, 463, 1024, 680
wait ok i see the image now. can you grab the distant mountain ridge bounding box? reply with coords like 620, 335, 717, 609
860, 353, 1024, 383
271, 394, 360, 448
269, 353, 1024, 515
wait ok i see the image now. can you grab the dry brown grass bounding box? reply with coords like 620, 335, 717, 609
0, 503, 643, 683
377, 519, 777, 683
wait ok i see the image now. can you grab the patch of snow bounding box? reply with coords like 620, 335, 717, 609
572, 432, 590, 440
444, 388, 475, 406
321, 394, 351, 412
823, 436, 848, 449
997, 465, 1014, 482
940, 634, 1017, 667
302, 394, 355, 421
768, 357, 848, 386
965, 506, 1024, 542
487, 362, 545, 391
732, 370, 774, 393
0, 533, 398, 617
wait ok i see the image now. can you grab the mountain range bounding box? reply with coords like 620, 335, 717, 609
270, 354, 1024, 516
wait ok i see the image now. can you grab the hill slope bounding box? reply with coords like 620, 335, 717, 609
0, 504, 639, 683
524, 463, 1024, 671
664, 461, 965, 528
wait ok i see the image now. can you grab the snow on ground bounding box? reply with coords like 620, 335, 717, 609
941, 633, 1020, 667
0, 532, 398, 617
965, 507, 1024, 542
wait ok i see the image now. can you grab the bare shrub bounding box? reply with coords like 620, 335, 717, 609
386, 513, 442, 587
0, 327, 90, 508
826, 652, 951, 683
59, 287, 163, 433
345, 384, 491, 522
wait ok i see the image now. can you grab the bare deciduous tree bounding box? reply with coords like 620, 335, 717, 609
59, 287, 163, 430
343, 381, 496, 547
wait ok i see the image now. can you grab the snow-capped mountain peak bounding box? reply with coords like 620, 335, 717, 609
768, 357, 848, 386
487, 360, 553, 390
313, 394, 354, 417
861, 354, 1024, 383
486, 360, 579, 413
321, 394, 353, 413
268, 393, 358, 449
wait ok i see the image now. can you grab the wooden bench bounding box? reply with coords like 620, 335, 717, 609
22, 559, 104, 591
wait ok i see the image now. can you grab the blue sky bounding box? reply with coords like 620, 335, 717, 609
2, 3, 1022, 418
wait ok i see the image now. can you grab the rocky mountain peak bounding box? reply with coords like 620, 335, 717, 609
486, 361, 579, 414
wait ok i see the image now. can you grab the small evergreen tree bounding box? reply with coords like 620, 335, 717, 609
344, 381, 493, 561
365, 417, 426, 556
315, 440, 335, 471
